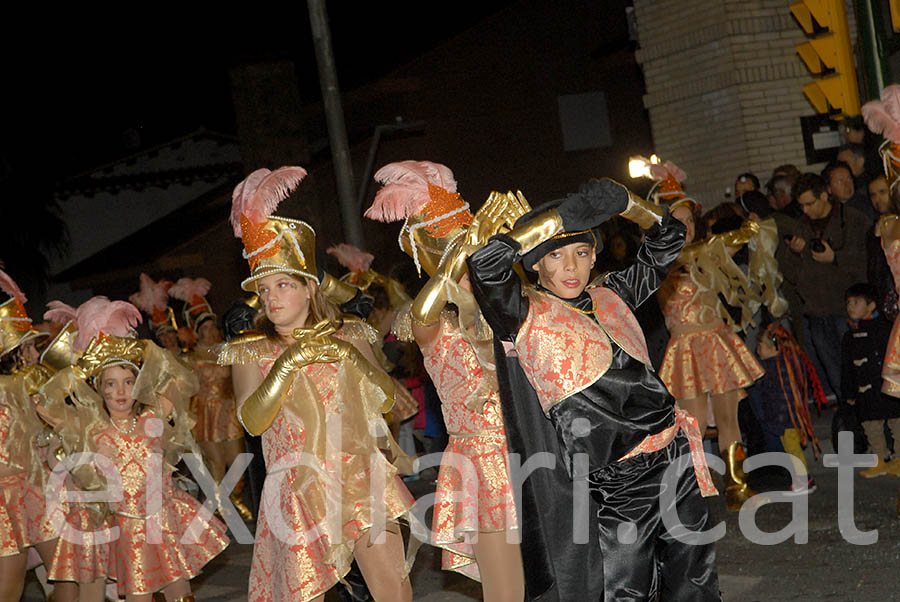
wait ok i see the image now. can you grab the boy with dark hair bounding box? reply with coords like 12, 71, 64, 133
842, 282, 900, 477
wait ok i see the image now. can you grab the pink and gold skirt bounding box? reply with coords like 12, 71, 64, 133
0, 473, 57, 557
191, 395, 243, 443
47, 503, 116, 584
431, 431, 518, 581
660, 322, 764, 401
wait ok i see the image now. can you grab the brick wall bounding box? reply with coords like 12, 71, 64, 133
634, 0, 858, 208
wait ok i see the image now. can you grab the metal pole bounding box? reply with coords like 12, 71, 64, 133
308, 0, 364, 248
356, 119, 427, 215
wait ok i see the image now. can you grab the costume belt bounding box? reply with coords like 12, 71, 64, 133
617, 407, 717, 497
446, 429, 506, 439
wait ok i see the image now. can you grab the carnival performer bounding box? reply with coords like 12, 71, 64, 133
0, 269, 79, 602
129, 273, 181, 356
38, 296, 229, 602
366, 160, 524, 601
168, 277, 253, 521
467, 178, 720, 602
219, 166, 418, 602
652, 161, 778, 511
862, 85, 900, 399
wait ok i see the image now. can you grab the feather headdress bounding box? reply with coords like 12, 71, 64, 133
129, 273, 172, 315
648, 159, 697, 209
327, 244, 374, 273
168, 277, 211, 302
73, 297, 142, 351
0, 268, 26, 303
365, 160, 459, 222
44, 301, 77, 326
230, 166, 308, 237
861, 84, 900, 144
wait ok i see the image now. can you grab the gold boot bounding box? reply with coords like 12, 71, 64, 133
724, 441, 758, 511
230, 479, 254, 521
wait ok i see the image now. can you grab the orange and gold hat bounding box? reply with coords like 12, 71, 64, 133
0, 269, 46, 359
648, 160, 699, 212
230, 166, 318, 291
365, 160, 473, 277
169, 277, 216, 333
129, 273, 177, 338
862, 85, 900, 193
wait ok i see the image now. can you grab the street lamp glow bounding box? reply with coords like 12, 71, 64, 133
629, 156, 651, 179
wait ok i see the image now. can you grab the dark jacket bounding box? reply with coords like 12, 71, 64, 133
841, 314, 900, 421
781, 203, 870, 316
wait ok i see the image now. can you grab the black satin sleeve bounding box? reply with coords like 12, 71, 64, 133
604, 209, 685, 310
467, 233, 530, 339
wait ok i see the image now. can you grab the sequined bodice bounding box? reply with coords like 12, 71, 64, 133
0, 406, 13, 468
658, 270, 719, 330
193, 357, 234, 402
421, 316, 503, 434
94, 412, 175, 517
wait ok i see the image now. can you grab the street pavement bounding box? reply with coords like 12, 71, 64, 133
23, 405, 900, 601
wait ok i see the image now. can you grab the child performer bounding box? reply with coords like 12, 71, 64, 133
39, 296, 229, 602
0, 269, 76, 602
366, 160, 524, 601
467, 178, 720, 602
169, 278, 253, 520
841, 283, 900, 477
220, 166, 418, 602
748, 323, 823, 493
653, 161, 776, 511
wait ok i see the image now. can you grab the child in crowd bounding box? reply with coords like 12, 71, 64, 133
746, 323, 824, 493
842, 283, 900, 477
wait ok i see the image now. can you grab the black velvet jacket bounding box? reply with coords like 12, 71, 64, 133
466, 211, 685, 601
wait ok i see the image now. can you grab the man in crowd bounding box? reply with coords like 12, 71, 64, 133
783, 172, 870, 404
823, 159, 877, 223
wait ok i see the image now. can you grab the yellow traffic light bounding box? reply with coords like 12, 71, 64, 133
893, 0, 900, 33
790, 0, 860, 116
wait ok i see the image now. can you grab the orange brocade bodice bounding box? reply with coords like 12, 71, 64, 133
514, 287, 651, 414
658, 270, 720, 330
421, 313, 503, 434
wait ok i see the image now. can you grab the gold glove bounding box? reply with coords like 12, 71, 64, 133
240, 321, 344, 435
507, 209, 564, 254
320, 272, 358, 305
620, 190, 665, 229
716, 219, 760, 248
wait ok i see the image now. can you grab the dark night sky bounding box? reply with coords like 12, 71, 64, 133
3, 2, 518, 184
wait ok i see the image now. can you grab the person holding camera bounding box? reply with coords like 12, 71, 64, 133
783, 172, 869, 410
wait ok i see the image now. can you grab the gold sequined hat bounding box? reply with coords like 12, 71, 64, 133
129, 273, 178, 338
65, 297, 143, 381
40, 320, 81, 372
0, 269, 47, 359
365, 160, 473, 277
77, 333, 145, 381
230, 166, 319, 292
169, 277, 216, 333
647, 160, 699, 213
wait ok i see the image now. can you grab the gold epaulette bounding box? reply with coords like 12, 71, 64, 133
339, 316, 380, 346
216, 331, 275, 366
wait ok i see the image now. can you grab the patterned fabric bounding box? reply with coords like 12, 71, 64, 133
94, 412, 229, 596
0, 472, 57, 557
515, 288, 651, 413
246, 334, 415, 602
658, 272, 764, 400
882, 239, 900, 396
47, 503, 115, 583
618, 407, 716, 497
422, 313, 517, 580
189, 354, 243, 443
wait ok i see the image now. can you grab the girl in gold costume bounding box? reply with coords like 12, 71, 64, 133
366, 161, 524, 602
0, 269, 77, 602
39, 296, 229, 602
220, 166, 417, 602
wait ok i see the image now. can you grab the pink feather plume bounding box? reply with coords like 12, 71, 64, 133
648, 160, 686, 183
365, 160, 457, 222
0, 268, 26, 303
168, 277, 212, 302
862, 84, 900, 144
327, 244, 374, 273
74, 297, 142, 351
230, 166, 308, 237
44, 301, 77, 325
128, 273, 172, 313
